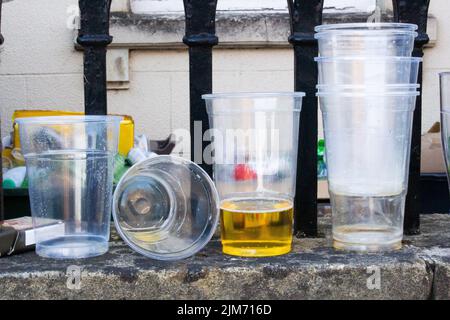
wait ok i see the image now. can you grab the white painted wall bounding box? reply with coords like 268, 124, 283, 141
131, 0, 377, 13
0, 0, 84, 139
0, 0, 448, 149
423, 0, 450, 133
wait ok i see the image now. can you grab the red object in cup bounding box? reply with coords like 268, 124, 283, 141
234, 164, 257, 181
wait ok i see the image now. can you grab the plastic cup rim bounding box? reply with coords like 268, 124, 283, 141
202, 92, 306, 100
316, 84, 420, 90
316, 90, 420, 97
314, 56, 423, 63
315, 22, 417, 32
15, 115, 123, 125
203, 92, 305, 114
315, 31, 418, 39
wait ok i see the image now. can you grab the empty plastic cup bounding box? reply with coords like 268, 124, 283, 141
17, 116, 122, 259
315, 23, 417, 57
318, 89, 419, 252
316, 57, 422, 87
112, 155, 220, 261
440, 72, 450, 192
203, 92, 304, 257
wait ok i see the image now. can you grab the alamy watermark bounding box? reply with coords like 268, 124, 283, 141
172, 117, 283, 166
66, 5, 80, 30
366, 266, 381, 290
66, 265, 82, 290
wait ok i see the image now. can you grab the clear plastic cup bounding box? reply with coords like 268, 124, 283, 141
317, 89, 419, 252
440, 72, 450, 193
315, 23, 418, 57
112, 155, 220, 261
203, 92, 304, 257
16, 116, 122, 259
316, 57, 422, 87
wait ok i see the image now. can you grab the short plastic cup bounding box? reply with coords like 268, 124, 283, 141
203, 92, 304, 257
112, 155, 220, 261
318, 89, 419, 252
316, 57, 422, 87
16, 116, 122, 259
315, 23, 418, 57
440, 72, 450, 194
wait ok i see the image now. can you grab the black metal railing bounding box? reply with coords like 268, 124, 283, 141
393, 0, 431, 235
178, 0, 429, 236
287, 0, 324, 238
183, 0, 218, 177
77, 0, 112, 115
0, 1, 432, 236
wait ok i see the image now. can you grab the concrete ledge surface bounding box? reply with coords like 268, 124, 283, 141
1, 214, 450, 300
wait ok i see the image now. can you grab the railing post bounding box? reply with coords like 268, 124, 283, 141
0, 0, 4, 222
0, 0, 3, 46
77, 0, 112, 115
288, 0, 324, 238
183, 0, 218, 176
393, 0, 430, 235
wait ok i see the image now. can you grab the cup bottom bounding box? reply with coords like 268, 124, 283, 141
222, 241, 291, 257
36, 235, 109, 259
333, 225, 402, 252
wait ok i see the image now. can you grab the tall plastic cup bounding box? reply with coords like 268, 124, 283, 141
315, 23, 418, 57
203, 92, 304, 257
440, 72, 450, 194
16, 116, 121, 259
318, 89, 419, 251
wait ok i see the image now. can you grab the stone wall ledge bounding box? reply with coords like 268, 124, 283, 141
97, 12, 436, 50
105, 11, 379, 50
1, 214, 450, 300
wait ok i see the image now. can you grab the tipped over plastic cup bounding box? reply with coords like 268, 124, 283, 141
112, 155, 220, 261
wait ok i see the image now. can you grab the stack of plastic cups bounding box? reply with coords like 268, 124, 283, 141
439, 73, 450, 196
315, 23, 422, 252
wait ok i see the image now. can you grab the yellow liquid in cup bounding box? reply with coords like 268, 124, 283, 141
220, 198, 293, 257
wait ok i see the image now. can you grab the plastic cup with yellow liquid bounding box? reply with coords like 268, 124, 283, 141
203, 92, 304, 257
